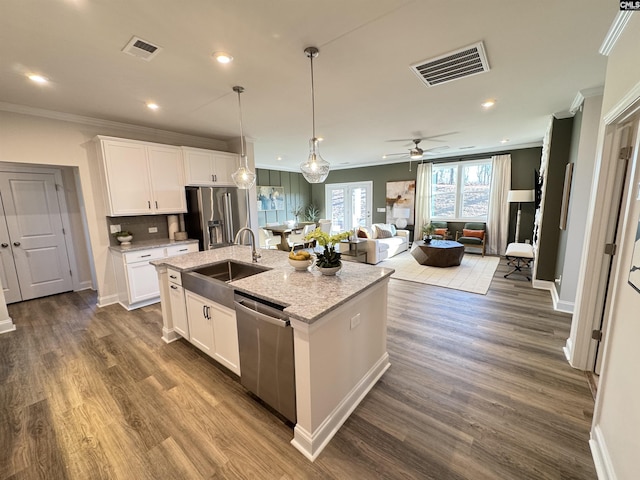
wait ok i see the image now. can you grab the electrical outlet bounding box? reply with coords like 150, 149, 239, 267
148, 226, 158, 233
377, 207, 385, 213
110, 225, 121, 234
350, 313, 361, 330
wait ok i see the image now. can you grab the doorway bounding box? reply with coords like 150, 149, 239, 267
325, 181, 373, 232
0, 169, 74, 303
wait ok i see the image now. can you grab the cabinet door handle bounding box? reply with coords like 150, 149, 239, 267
211, 174, 214, 182
169, 274, 177, 279
13, 242, 20, 247
178, 249, 187, 252
203, 305, 207, 319
206, 306, 211, 319
170, 285, 178, 290
155, 201, 158, 209
1, 243, 8, 248
140, 254, 151, 258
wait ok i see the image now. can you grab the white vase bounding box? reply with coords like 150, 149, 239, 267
317, 264, 341, 276
117, 235, 133, 245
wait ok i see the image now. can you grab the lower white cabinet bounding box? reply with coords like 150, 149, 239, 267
184, 289, 240, 375
168, 269, 189, 339
112, 242, 198, 310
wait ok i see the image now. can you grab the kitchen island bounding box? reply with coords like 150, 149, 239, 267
153, 245, 393, 461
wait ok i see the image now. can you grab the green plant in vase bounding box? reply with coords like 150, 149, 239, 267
304, 228, 350, 271
421, 223, 435, 242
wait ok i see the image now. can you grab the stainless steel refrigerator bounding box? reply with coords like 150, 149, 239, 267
185, 186, 249, 251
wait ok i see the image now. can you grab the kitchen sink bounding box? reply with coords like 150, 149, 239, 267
182, 260, 271, 308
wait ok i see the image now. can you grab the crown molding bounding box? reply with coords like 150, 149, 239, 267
0, 102, 229, 149
569, 86, 605, 114
599, 11, 633, 56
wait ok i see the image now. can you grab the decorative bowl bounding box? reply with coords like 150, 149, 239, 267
117, 235, 133, 245
317, 265, 342, 276
288, 257, 313, 271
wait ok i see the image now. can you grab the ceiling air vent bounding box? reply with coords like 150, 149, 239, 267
121, 36, 162, 61
411, 41, 490, 87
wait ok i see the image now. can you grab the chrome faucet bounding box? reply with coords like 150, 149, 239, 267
234, 227, 261, 263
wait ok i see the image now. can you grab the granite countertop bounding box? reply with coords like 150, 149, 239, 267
109, 238, 198, 253
153, 245, 394, 324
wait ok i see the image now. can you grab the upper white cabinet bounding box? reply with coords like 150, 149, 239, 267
182, 147, 238, 186
96, 136, 187, 216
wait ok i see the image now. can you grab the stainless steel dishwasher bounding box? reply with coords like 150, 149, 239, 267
234, 291, 296, 423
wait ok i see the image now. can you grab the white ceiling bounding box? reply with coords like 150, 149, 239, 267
0, 1, 617, 172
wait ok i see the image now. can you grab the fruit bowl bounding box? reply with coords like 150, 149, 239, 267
288, 257, 313, 270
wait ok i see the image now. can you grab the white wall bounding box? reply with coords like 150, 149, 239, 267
587, 14, 640, 480
0, 108, 231, 304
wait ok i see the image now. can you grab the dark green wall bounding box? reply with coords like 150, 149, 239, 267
255, 169, 312, 226
259, 147, 543, 241
536, 117, 574, 281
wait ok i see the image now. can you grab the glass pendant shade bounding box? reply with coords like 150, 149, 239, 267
231, 153, 256, 189
231, 85, 256, 189
300, 137, 330, 183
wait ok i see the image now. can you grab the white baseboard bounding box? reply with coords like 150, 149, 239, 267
291, 352, 391, 461
532, 279, 555, 291
162, 327, 181, 344
563, 337, 573, 362
0, 317, 16, 335
555, 299, 575, 314
97, 294, 119, 308
532, 280, 574, 313
75, 281, 94, 292
590, 424, 617, 480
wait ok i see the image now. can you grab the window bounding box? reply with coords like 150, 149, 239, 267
431, 159, 492, 220
325, 181, 373, 232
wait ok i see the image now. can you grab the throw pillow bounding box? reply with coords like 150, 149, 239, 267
463, 229, 485, 240
357, 227, 370, 239
386, 223, 397, 236
434, 228, 447, 236
375, 225, 393, 239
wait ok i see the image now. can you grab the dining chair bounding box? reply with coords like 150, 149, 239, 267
288, 224, 316, 250
259, 228, 281, 250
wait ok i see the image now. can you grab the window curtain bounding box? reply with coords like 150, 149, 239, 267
414, 162, 432, 241
486, 154, 511, 255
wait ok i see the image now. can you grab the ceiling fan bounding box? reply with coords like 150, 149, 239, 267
382, 139, 450, 171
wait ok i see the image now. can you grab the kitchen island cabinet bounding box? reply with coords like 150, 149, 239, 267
154, 246, 393, 461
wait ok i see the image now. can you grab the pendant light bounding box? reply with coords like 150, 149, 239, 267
231, 85, 256, 189
300, 46, 330, 183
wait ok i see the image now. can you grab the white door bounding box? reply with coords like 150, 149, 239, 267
325, 181, 373, 232
126, 261, 161, 304
183, 148, 214, 185
103, 140, 152, 215
210, 302, 240, 375
0, 195, 21, 303
147, 145, 187, 213
0, 172, 73, 301
185, 290, 214, 354
212, 152, 238, 185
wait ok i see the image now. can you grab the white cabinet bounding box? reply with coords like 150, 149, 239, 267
97, 136, 187, 216
168, 268, 189, 339
112, 242, 198, 310
184, 289, 240, 375
182, 147, 238, 186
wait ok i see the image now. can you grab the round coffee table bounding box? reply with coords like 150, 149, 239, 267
410, 240, 464, 267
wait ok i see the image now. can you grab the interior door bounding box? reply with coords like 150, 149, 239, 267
0, 172, 73, 301
325, 181, 373, 232
0, 194, 21, 303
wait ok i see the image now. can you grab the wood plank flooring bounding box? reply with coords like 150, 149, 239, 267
0, 259, 596, 479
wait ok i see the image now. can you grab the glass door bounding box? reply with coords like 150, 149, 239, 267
325, 181, 373, 232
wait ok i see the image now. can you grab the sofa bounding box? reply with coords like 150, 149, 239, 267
357, 223, 409, 264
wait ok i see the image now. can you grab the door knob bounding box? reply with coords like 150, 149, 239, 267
1, 243, 7, 248
13, 242, 20, 247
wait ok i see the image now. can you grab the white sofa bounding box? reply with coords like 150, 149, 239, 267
358, 223, 409, 264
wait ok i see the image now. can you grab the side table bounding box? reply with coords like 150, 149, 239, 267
338, 238, 367, 263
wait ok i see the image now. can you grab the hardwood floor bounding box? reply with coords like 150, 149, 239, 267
0, 259, 596, 479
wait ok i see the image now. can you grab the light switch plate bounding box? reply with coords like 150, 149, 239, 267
148, 226, 158, 233
377, 207, 386, 213
110, 225, 121, 234
350, 313, 361, 330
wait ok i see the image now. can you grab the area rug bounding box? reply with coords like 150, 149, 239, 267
383, 251, 500, 295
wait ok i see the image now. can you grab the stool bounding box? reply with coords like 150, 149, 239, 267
504, 243, 534, 280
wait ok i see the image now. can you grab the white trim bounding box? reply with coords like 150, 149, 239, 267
0, 318, 16, 334
76, 281, 93, 292
291, 352, 390, 461
532, 278, 554, 291
0, 102, 229, 150
570, 87, 605, 114
162, 327, 182, 344
555, 299, 574, 314
563, 337, 574, 362
599, 11, 633, 57
589, 424, 617, 480
97, 294, 119, 307
603, 81, 640, 125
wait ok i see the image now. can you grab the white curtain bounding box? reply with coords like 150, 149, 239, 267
486, 154, 511, 255
414, 162, 432, 241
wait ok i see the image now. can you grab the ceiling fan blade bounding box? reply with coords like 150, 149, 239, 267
424, 146, 450, 155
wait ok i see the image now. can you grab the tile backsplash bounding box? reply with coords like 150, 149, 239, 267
106, 215, 173, 246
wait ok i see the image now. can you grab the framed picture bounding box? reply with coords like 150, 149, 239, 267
257, 186, 285, 211
629, 215, 640, 294
386, 180, 416, 228
559, 163, 574, 230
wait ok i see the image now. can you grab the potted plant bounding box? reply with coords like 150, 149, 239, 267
305, 204, 320, 223
291, 205, 305, 224
114, 230, 133, 245
304, 228, 350, 275
421, 223, 435, 243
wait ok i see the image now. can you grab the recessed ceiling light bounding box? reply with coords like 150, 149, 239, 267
27, 74, 48, 84
212, 52, 233, 64
500, 138, 510, 144
316, 137, 324, 142
276, 156, 283, 161
481, 99, 496, 108
146, 102, 159, 110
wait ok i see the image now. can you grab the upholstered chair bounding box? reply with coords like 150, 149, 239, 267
455, 222, 486, 256
430, 221, 449, 240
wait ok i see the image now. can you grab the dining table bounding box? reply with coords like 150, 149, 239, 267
264, 222, 316, 251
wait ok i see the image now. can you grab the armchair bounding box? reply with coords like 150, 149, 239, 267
455, 222, 486, 256
430, 221, 449, 240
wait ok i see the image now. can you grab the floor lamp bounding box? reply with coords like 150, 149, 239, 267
508, 190, 535, 243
